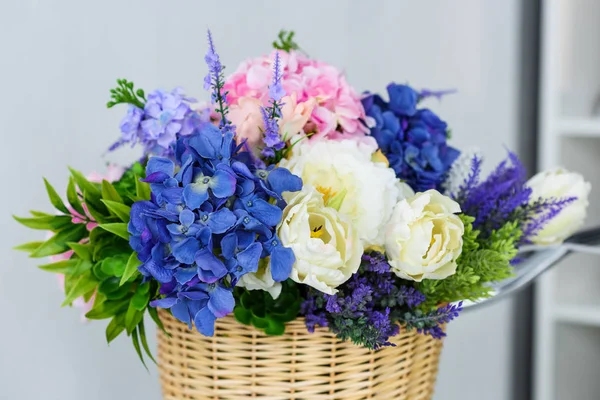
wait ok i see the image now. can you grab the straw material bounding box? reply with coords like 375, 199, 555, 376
157, 309, 443, 400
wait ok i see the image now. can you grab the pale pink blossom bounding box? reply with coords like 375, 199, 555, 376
227, 97, 265, 150
279, 93, 316, 141
223, 50, 370, 147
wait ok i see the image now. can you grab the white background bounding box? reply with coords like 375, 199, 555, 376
0, 1, 532, 399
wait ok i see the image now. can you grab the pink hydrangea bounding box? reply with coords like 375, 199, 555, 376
224, 50, 370, 143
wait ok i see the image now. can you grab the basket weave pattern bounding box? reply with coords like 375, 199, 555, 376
157, 310, 443, 400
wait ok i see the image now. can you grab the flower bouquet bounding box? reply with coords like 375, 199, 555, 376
15, 30, 591, 400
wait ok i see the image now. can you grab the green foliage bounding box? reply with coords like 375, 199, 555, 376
272, 30, 300, 52
233, 280, 301, 335
417, 214, 522, 308
106, 79, 146, 109
14, 164, 159, 366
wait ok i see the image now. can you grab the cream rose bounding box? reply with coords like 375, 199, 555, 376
278, 186, 363, 295
278, 139, 400, 247
527, 168, 591, 245
237, 259, 282, 299
385, 190, 464, 282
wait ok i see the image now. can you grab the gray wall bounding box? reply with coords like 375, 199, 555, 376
0, 1, 532, 399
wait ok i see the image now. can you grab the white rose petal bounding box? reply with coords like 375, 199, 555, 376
278, 186, 363, 295
279, 139, 401, 247
237, 259, 282, 299
385, 190, 464, 282
527, 167, 591, 245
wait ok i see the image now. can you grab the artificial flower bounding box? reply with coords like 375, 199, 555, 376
385, 190, 464, 281
278, 186, 363, 295
237, 258, 282, 299
279, 139, 400, 247
526, 168, 590, 245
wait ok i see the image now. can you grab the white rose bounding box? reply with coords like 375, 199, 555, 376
385, 190, 464, 282
527, 167, 591, 245
278, 186, 363, 295
279, 139, 400, 247
237, 259, 282, 299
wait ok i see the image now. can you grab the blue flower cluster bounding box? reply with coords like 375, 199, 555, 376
129, 123, 302, 335
113, 88, 212, 157
362, 84, 460, 192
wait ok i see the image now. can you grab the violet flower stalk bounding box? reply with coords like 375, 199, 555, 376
204, 30, 231, 129
260, 51, 286, 159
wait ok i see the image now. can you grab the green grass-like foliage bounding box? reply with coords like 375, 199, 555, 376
416, 214, 522, 308
14, 163, 164, 368
233, 280, 301, 335
272, 30, 300, 52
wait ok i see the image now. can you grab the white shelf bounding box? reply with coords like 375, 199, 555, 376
555, 305, 600, 327
559, 118, 600, 137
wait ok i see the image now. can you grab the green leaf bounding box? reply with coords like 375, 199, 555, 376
105, 316, 125, 344
86, 299, 129, 320
138, 320, 157, 364
264, 319, 285, 336
98, 276, 123, 294
29, 210, 53, 217
135, 175, 151, 200
100, 254, 128, 277
13, 241, 43, 253
99, 223, 129, 240
38, 259, 79, 274
62, 272, 98, 307
131, 327, 148, 370
67, 242, 92, 261
69, 167, 101, 199
101, 180, 123, 203
101, 200, 131, 222
66, 177, 85, 215
43, 178, 70, 214
13, 215, 72, 230
83, 191, 108, 222
30, 224, 88, 258
131, 286, 150, 311
125, 302, 144, 335
147, 306, 169, 337
72, 258, 93, 276
120, 252, 141, 286
234, 307, 252, 325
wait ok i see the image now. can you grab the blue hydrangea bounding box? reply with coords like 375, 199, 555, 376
362, 83, 460, 192
130, 123, 302, 336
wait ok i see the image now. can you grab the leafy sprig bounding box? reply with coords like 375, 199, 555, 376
272, 30, 299, 52
14, 163, 161, 367
107, 79, 146, 109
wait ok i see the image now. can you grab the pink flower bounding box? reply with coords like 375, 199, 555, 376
279, 93, 316, 141
227, 97, 265, 150
224, 50, 370, 147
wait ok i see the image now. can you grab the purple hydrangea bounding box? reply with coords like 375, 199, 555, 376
362, 83, 460, 192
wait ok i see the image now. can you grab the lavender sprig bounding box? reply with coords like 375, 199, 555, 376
401, 302, 463, 339
204, 30, 230, 128
418, 88, 457, 102
260, 51, 286, 159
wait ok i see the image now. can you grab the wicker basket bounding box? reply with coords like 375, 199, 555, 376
157, 309, 444, 400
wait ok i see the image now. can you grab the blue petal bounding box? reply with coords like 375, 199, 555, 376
180, 290, 209, 302
236, 242, 262, 274
175, 266, 198, 285
267, 168, 302, 198
220, 232, 238, 260
183, 183, 209, 209
187, 124, 222, 159
142, 259, 174, 283
172, 237, 200, 264
149, 297, 178, 309
194, 306, 217, 336
270, 246, 295, 282
161, 187, 184, 205
179, 209, 196, 227
207, 286, 234, 318
195, 249, 228, 283
207, 208, 236, 234
146, 157, 174, 177
210, 168, 237, 199
171, 300, 192, 329
244, 196, 282, 227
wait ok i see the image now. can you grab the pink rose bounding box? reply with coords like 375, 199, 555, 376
279, 93, 316, 140
228, 97, 265, 150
